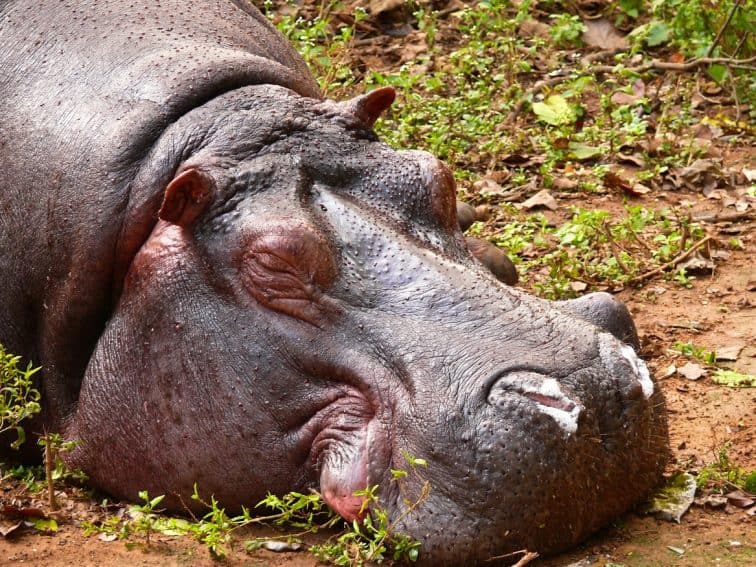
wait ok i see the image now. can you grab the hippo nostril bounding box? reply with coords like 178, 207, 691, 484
487, 371, 582, 436
599, 334, 654, 399
521, 391, 576, 412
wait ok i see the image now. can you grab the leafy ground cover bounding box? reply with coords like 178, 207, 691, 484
2, 1, 754, 565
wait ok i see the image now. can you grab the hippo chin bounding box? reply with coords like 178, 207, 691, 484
0, 1, 668, 564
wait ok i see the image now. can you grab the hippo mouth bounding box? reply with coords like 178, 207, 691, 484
304, 391, 381, 521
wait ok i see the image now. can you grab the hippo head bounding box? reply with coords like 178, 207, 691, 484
67, 86, 667, 564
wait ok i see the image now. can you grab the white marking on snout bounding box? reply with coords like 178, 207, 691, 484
620, 344, 654, 399
495, 375, 582, 436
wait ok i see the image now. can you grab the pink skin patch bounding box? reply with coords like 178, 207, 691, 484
322, 489, 367, 522
318, 437, 370, 522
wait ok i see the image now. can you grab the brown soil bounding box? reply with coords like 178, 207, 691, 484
1, 1, 754, 566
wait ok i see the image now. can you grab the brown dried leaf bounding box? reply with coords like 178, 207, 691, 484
519, 190, 558, 211
694, 494, 728, 509
570, 281, 588, 292
582, 18, 628, 50
604, 170, 632, 192
715, 344, 744, 362
725, 490, 755, 509
519, 18, 550, 39
679, 253, 715, 274
369, 0, 405, 16
628, 183, 651, 196
617, 152, 647, 168
473, 177, 506, 196
678, 362, 705, 381
0, 521, 23, 538
612, 91, 641, 105
498, 153, 543, 166
0, 505, 47, 519
551, 177, 579, 191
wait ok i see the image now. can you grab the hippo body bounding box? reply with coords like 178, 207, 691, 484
0, 1, 667, 564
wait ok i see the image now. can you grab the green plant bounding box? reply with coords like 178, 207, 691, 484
129, 491, 166, 545
549, 13, 586, 48
265, 2, 366, 97
82, 454, 428, 564
37, 433, 86, 509
673, 341, 716, 364
696, 445, 754, 492
310, 451, 427, 565
710, 369, 756, 388
0, 343, 41, 449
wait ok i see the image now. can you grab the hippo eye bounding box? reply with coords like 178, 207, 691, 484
239, 227, 337, 324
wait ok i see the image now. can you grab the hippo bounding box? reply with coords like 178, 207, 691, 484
0, 1, 668, 564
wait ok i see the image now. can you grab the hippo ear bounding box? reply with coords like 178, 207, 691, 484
159, 168, 213, 227
344, 86, 396, 128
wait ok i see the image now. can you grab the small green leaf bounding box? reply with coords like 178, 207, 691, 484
532, 95, 576, 126
31, 517, 58, 532
711, 369, 755, 388
391, 468, 408, 480
568, 142, 603, 160
645, 21, 669, 47
707, 64, 728, 84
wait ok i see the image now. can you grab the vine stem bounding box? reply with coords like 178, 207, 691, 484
706, 0, 743, 58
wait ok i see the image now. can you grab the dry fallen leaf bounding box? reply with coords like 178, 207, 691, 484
582, 18, 628, 50
519, 189, 558, 211
617, 151, 647, 168
679, 253, 715, 274
695, 494, 728, 509
551, 177, 579, 191
369, 0, 405, 16
519, 18, 550, 39
715, 344, 743, 362
725, 490, 755, 509
678, 362, 705, 381
570, 281, 588, 292
473, 177, 506, 196
0, 520, 24, 538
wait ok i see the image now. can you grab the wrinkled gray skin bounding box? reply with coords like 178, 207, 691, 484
0, 1, 667, 564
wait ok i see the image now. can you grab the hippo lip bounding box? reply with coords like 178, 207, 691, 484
488, 371, 583, 435
302, 389, 387, 521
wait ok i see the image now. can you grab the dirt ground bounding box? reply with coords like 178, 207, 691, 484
1, 1, 754, 566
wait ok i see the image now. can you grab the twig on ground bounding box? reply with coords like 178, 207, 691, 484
628, 235, 712, 285
693, 211, 754, 224
486, 549, 540, 565
601, 222, 630, 274
512, 551, 540, 566
591, 55, 756, 74
705, 0, 743, 57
